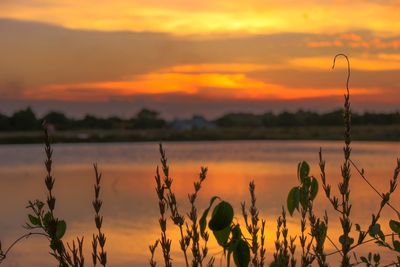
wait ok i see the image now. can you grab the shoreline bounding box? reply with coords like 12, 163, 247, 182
0, 125, 400, 144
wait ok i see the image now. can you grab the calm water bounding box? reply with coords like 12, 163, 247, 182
0, 140, 399, 266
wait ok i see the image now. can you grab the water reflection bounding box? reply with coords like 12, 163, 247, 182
0, 141, 399, 266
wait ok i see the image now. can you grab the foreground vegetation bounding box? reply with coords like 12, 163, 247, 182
1, 55, 400, 267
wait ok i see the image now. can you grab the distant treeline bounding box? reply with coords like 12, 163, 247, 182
0, 107, 400, 131
216, 110, 400, 127
0, 108, 165, 131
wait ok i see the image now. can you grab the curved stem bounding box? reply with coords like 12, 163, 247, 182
332, 52, 353, 266
332, 53, 350, 95
1, 232, 49, 262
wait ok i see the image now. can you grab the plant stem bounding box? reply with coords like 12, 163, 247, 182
0, 232, 49, 263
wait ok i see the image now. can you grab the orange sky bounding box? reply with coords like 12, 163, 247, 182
0, 0, 399, 117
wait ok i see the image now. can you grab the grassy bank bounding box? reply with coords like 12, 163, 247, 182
1, 124, 400, 144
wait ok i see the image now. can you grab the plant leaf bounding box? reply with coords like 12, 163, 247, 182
393, 240, 400, 252
373, 253, 380, 263
360, 256, 368, 263
369, 224, 381, 237
43, 212, 52, 228
28, 214, 40, 226
287, 187, 300, 216
298, 161, 310, 183
310, 177, 318, 200
209, 201, 234, 231
213, 225, 231, 246
339, 235, 354, 246
390, 220, 400, 234
56, 220, 66, 239
317, 222, 327, 243
299, 187, 307, 209
233, 239, 250, 267
199, 196, 220, 237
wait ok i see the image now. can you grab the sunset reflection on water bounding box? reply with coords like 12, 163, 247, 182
0, 141, 399, 266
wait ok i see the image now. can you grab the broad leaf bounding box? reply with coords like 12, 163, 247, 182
390, 220, 400, 234
56, 220, 66, 239
287, 187, 300, 216
233, 239, 250, 267
209, 201, 234, 231
43, 212, 52, 228
213, 226, 231, 246
369, 224, 381, 237
298, 161, 310, 182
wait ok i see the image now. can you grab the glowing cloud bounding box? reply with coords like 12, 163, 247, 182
27, 64, 378, 102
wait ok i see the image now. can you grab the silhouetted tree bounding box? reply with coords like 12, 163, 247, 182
0, 113, 11, 131
261, 112, 278, 127
318, 110, 342, 126
79, 115, 114, 129
43, 111, 71, 130
215, 113, 263, 128
10, 107, 39, 130
131, 108, 166, 129
277, 111, 297, 127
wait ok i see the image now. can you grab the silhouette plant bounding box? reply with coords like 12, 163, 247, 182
286, 54, 400, 267
0, 123, 107, 266
150, 54, 400, 267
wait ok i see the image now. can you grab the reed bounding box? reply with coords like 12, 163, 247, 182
151, 54, 400, 267
241, 181, 266, 267
0, 122, 107, 267
286, 54, 400, 267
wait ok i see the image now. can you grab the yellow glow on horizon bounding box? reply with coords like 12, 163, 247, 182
25, 64, 379, 102
167, 64, 277, 73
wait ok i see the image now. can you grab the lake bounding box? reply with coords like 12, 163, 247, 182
0, 140, 399, 266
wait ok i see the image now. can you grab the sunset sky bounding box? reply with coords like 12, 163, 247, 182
1, 0, 400, 118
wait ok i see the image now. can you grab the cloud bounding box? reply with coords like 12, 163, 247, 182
1, 19, 399, 88
1, 0, 400, 34
250, 69, 400, 91
1, 18, 400, 116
